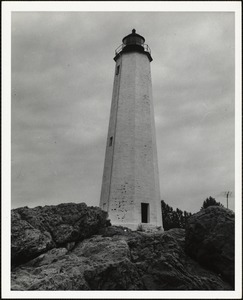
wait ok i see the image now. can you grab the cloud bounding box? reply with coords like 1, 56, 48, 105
11, 12, 235, 213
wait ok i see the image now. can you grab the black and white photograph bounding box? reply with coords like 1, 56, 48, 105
2, 1, 242, 298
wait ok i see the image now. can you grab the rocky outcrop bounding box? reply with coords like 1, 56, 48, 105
185, 206, 234, 287
11, 203, 234, 290
11, 203, 108, 266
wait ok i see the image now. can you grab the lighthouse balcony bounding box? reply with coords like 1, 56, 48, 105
114, 43, 153, 62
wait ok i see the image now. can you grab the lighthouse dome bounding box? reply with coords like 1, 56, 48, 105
122, 29, 145, 46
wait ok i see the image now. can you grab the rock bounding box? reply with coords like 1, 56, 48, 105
11, 225, 232, 290
21, 248, 69, 268
11, 210, 55, 266
11, 203, 108, 266
126, 228, 231, 290
11, 203, 233, 290
76, 235, 144, 290
185, 206, 234, 287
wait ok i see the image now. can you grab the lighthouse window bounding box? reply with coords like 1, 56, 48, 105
109, 136, 113, 147
116, 65, 120, 75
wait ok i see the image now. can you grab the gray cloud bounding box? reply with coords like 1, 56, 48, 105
11, 12, 235, 213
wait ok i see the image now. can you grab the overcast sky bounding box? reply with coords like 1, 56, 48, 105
11, 11, 235, 213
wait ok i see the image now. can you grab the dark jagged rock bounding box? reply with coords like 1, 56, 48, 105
11, 203, 108, 266
185, 206, 234, 287
11, 210, 55, 266
125, 228, 231, 290
12, 225, 232, 290
11, 203, 234, 290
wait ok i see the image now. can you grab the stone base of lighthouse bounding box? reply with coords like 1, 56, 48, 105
111, 222, 163, 232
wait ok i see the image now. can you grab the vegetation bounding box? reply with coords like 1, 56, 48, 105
161, 200, 192, 231
137, 223, 145, 232
200, 196, 223, 210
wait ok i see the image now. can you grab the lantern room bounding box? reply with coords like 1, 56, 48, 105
114, 29, 153, 62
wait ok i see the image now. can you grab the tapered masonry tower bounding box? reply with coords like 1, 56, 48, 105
100, 29, 163, 231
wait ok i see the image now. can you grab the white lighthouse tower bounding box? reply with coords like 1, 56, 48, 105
100, 29, 163, 231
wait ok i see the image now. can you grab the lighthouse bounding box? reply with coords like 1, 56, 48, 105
100, 29, 163, 231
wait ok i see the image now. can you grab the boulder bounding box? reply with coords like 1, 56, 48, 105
125, 228, 231, 290
11, 203, 108, 266
185, 206, 234, 286
12, 226, 232, 290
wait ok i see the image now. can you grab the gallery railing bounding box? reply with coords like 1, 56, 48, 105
115, 43, 151, 56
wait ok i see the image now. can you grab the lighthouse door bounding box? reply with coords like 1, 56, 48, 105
141, 203, 149, 223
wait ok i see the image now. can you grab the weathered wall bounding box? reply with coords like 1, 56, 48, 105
99, 56, 121, 212
100, 51, 162, 230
